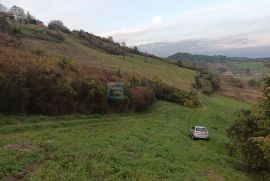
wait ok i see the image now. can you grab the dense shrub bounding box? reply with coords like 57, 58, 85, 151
129, 87, 156, 112
227, 77, 270, 175
0, 58, 155, 115
48, 20, 70, 33
128, 76, 199, 108
73, 29, 164, 60
194, 71, 220, 95
248, 79, 261, 88
0, 17, 11, 33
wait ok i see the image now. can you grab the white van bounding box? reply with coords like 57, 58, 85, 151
189, 126, 209, 140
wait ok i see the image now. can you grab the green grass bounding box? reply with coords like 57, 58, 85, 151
0, 95, 254, 180
64, 36, 196, 90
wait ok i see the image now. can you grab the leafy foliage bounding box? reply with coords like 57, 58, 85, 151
194, 71, 220, 95
129, 87, 156, 112
129, 76, 199, 108
8, 5, 26, 23
0, 58, 155, 115
248, 79, 261, 88
227, 77, 270, 175
48, 20, 70, 33
73, 29, 163, 59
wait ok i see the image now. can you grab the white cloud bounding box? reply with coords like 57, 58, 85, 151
104, 0, 270, 47
152, 16, 163, 24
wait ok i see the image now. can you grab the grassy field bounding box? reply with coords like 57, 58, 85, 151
18, 34, 196, 91
0, 95, 255, 181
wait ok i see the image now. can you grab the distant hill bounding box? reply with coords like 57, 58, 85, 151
168, 52, 270, 80
168, 52, 269, 64
138, 41, 270, 58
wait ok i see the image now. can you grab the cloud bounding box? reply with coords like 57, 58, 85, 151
152, 16, 163, 24
105, 0, 270, 48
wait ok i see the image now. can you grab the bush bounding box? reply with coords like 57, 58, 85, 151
228, 77, 243, 88
245, 136, 270, 171
129, 87, 156, 112
227, 77, 270, 175
0, 58, 157, 115
0, 17, 11, 33
201, 80, 213, 95
248, 79, 261, 88
48, 20, 70, 33
129, 76, 199, 108
195, 71, 220, 95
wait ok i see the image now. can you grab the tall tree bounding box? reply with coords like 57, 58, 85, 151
8, 5, 26, 22
228, 76, 270, 173
25, 11, 37, 24
48, 20, 70, 33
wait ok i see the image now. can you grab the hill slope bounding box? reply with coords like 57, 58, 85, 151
0, 95, 254, 180
0, 23, 196, 91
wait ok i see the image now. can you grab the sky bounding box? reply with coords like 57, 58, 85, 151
1, 0, 270, 56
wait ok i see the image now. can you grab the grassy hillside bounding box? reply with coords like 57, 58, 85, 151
0, 22, 196, 91
0, 17, 263, 180
0, 95, 255, 180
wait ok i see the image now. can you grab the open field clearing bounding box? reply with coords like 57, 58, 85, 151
0, 95, 254, 181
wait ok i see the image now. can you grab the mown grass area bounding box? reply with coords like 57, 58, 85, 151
0, 95, 255, 181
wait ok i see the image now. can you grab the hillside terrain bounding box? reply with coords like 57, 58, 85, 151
169, 52, 269, 103
169, 52, 270, 78
0, 95, 257, 180
0, 12, 268, 181
0, 23, 196, 91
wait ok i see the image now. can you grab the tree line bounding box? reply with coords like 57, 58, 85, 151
227, 77, 270, 177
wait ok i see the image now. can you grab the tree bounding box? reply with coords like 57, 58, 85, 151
227, 77, 270, 174
134, 46, 139, 52
0, 2, 7, 12
108, 36, 113, 42
48, 20, 70, 33
25, 11, 37, 24
176, 60, 183, 67
8, 5, 26, 22
121, 42, 126, 47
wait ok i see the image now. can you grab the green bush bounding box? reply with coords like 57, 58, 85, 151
129, 76, 199, 108
195, 71, 219, 95
129, 87, 156, 112
0, 17, 11, 33
0, 58, 157, 115
248, 79, 261, 88
227, 77, 270, 175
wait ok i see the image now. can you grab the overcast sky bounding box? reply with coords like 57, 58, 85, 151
1, 0, 270, 50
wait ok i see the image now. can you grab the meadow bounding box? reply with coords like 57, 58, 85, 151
0, 95, 255, 181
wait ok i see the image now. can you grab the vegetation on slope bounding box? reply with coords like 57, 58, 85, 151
227, 77, 270, 177
168, 52, 270, 78
0, 95, 256, 180
0, 16, 199, 115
